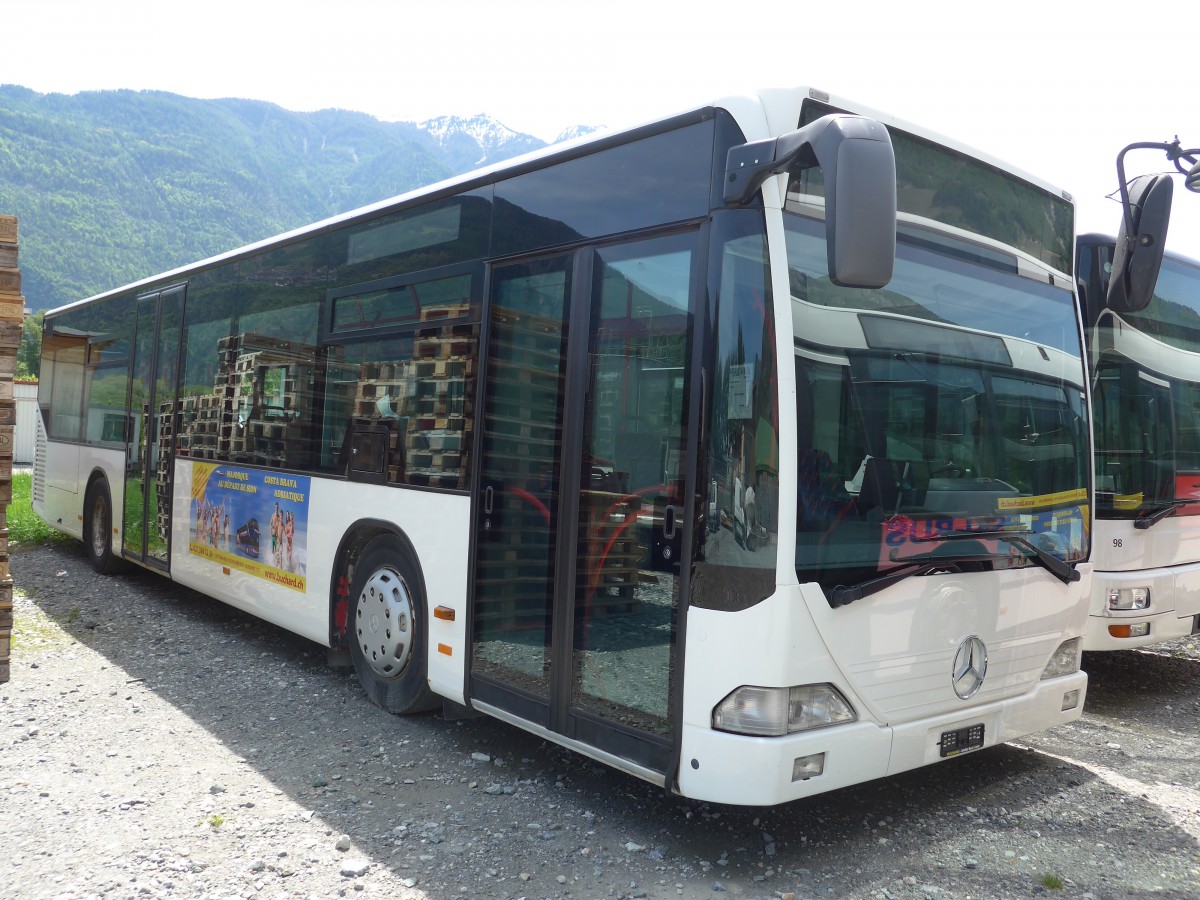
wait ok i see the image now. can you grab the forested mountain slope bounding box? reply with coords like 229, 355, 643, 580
0, 85, 579, 311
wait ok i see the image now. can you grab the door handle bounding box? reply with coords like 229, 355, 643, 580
484, 485, 494, 515
664, 504, 677, 540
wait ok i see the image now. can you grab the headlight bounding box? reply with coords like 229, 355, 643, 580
1107, 587, 1150, 611
712, 684, 856, 736
1041, 638, 1081, 680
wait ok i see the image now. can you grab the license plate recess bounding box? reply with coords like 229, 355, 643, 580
939, 723, 984, 758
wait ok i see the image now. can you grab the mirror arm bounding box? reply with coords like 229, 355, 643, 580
1115, 139, 1200, 223
1114, 141, 1179, 241
723, 114, 884, 205
1166, 142, 1200, 193
725, 129, 817, 205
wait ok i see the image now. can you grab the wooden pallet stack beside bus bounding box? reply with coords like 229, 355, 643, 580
0, 215, 21, 684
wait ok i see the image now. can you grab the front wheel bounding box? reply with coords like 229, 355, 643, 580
83, 480, 127, 575
346, 534, 437, 714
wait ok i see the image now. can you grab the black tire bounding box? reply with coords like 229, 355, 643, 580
346, 534, 437, 714
83, 480, 127, 575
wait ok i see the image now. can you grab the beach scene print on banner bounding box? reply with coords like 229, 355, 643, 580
189, 462, 310, 592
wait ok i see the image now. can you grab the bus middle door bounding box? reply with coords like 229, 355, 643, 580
122, 284, 184, 570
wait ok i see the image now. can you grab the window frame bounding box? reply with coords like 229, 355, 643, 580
323, 260, 484, 344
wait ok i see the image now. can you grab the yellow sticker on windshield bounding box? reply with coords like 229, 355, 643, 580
996, 488, 1089, 511
1109, 493, 1144, 511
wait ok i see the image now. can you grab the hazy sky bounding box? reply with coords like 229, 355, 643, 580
4, 0, 1198, 256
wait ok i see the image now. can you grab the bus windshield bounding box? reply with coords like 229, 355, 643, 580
1090, 252, 1200, 520
785, 212, 1089, 600
1121, 255, 1200, 354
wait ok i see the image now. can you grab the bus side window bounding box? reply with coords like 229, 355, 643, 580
324, 323, 476, 489
231, 243, 322, 470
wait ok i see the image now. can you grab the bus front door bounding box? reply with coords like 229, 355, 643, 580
471, 233, 698, 777
122, 284, 184, 570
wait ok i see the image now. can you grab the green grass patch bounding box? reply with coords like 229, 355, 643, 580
6, 472, 70, 548
1039, 874, 1065, 890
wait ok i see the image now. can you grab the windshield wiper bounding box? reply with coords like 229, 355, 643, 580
911, 528, 1079, 584
1133, 498, 1196, 530
829, 549, 1002, 608
829, 527, 1082, 607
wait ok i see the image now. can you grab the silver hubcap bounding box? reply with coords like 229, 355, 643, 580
91, 497, 107, 559
355, 566, 414, 679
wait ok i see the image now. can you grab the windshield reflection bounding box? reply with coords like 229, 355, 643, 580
786, 213, 1089, 598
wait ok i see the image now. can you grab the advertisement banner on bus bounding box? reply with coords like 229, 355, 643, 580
188, 463, 310, 592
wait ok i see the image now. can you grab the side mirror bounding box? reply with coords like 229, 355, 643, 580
725, 114, 897, 289
1108, 174, 1172, 313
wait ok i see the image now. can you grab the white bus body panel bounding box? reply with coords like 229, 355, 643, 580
678, 571, 1089, 806
35, 443, 124, 543
1086, 518, 1200, 650
169, 459, 470, 703
1087, 316, 1200, 650
37, 440, 82, 539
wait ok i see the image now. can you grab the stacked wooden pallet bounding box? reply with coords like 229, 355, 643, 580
176, 333, 320, 470
351, 316, 477, 488
0, 215, 19, 683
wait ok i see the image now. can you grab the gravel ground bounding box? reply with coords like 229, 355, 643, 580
2, 540, 1199, 900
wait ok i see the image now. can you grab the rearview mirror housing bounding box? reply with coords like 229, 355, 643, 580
1108, 174, 1173, 313
725, 114, 897, 289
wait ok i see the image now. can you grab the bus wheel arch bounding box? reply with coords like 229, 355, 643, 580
83, 472, 127, 575
331, 523, 438, 714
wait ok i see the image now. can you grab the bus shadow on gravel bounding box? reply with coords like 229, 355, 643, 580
1081, 647, 1200, 720
13, 542, 1199, 899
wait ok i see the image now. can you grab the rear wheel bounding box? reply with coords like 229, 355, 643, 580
83, 480, 127, 575
346, 534, 437, 714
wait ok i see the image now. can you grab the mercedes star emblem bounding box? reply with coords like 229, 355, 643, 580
952, 635, 988, 699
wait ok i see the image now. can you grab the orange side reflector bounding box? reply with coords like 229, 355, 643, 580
438, 643, 452, 656
1108, 624, 1137, 638
222, 567, 231, 576
434, 606, 456, 621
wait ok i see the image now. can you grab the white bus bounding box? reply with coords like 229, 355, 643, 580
1077, 234, 1200, 649
34, 87, 1091, 806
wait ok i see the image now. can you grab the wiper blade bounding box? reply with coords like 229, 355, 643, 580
829, 550, 1002, 608
831, 526, 1082, 607
1134, 498, 1196, 530
912, 527, 1079, 584
829, 560, 940, 608
911, 529, 1031, 543
994, 534, 1079, 584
